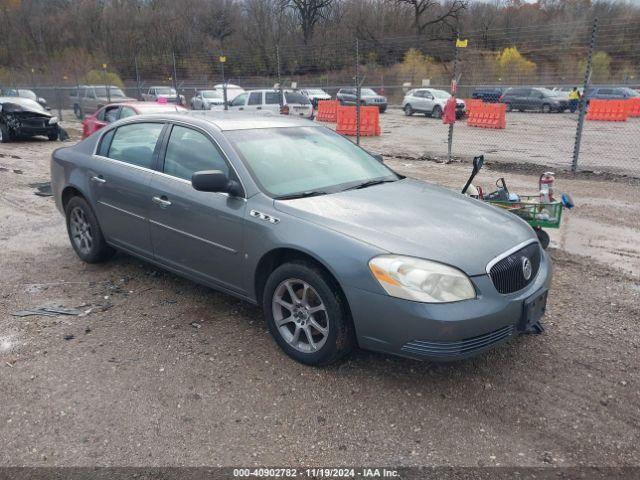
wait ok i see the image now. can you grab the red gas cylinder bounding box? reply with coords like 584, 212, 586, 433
443, 96, 457, 125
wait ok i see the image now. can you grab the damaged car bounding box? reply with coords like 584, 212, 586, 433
0, 97, 60, 142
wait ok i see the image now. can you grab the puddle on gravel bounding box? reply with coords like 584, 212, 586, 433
549, 215, 640, 277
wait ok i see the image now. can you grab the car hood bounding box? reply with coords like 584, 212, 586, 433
274, 178, 536, 276
0, 98, 52, 116
98, 96, 137, 103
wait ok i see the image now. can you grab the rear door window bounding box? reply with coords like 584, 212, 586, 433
265, 92, 280, 104
106, 123, 164, 169
163, 125, 229, 181
248, 92, 262, 105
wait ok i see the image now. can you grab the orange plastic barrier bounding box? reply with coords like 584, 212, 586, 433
336, 106, 380, 136
316, 100, 338, 122
464, 98, 483, 117
586, 99, 628, 122
466, 103, 506, 129
626, 98, 640, 118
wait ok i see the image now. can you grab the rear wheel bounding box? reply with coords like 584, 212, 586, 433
65, 196, 115, 263
541, 103, 552, 113
263, 261, 354, 366
431, 105, 443, 119
404, 104, 413, 116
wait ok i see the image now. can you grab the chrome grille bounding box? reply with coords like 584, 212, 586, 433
489, 242, 541, 294
401, 325, 514, 358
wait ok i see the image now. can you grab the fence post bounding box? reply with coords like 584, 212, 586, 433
572, 18, 598, 172
171, 51, 179, 102
355, 38, 361, 145
219, 54, 228, 110
54, 85, 63, 122
447, 33, 461, 164
276, 45, 284, 113
134, 56, 142, 101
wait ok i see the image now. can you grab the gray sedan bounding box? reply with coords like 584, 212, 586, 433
51, 113, 551, 365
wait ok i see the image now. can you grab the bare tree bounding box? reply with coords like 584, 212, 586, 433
393, 0, 467, 38
282, 0, 334, 44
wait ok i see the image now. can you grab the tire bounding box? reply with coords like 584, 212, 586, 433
431, 105, 443, 119
505, 103, 513, 112
48, 129, 59, 141
263, 261, 354, 366
0, 123, 10, 143
379, 106, 386, 113
404, 104, 413, 116
65, 196, 115, 263
541, 103, 552, 114
73, 104, 83, 120
535, 228, 550, 249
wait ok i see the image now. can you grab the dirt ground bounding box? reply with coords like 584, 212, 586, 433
0, 119, 639, 468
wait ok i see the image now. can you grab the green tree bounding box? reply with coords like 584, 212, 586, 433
495, 46, 537, 82
398, 48, 434, 85
84, 69, 124, 87
579, 51, 611, 83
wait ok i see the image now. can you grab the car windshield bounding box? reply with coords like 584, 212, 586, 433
156, 87, 176, 95
306, 89, 326, 95
7, 89, 37, 100
284, 91, 310, 104
202, 90, 223, 98
539, 88, 558, 96
360, 88, 378, 96
226, 126, 398, 198
621, 87, 639, 97
94, 87, 126, 98
432, 90, 451, 99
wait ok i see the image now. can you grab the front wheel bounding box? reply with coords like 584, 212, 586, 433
263, 261, 354, 366
541, 103, 552, 114
505, 103, 513, 112
65, 196, 115, 263
535, 228, 550, 249
404, 104, 413, 116
48, 129, 59, 141
431, 105, 443, 119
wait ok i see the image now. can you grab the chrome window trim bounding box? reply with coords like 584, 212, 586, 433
91, 118, 248, 200
485, 239, 539, 276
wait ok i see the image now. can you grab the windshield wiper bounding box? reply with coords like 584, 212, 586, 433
275, 190, 329, 200
343, 179, 397, 191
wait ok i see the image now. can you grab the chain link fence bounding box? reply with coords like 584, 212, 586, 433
2, 19, 639, 177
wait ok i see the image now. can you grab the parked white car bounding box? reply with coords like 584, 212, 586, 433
402, 88, 466, 119
227, 89, 313, 119
191, 90, 226, 110
299, 88, 332, 108
213, 83, 245, 102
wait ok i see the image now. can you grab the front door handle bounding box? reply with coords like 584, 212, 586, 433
152, 195, 172, 208
257, 106, 262, 110
90, 175, 106, 184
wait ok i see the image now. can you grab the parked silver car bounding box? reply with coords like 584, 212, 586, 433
70, 85, 136, 118
51, 113, 551, 366
141, 86, 185, 105
227, 89, 313, 118
191, 90, 226, 110
402, 88, 466, 118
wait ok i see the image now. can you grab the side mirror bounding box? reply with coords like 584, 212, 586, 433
192, 170, 242, 197
372, 153, 384, 163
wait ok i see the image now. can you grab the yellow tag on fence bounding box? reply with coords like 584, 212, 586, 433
456, 38, 468, 48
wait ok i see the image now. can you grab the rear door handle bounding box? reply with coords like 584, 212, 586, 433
152, 195, 172, 208
90, 175, 106, 184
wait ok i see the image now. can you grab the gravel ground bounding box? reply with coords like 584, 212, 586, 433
0, 124, 639, 468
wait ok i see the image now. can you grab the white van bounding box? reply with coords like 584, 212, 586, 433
228, 89, 313, 119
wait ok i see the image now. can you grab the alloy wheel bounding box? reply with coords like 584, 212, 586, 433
272, 278, 329, 353
69, 206, 93, 255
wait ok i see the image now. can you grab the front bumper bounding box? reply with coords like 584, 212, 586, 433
345, 249, 552, 361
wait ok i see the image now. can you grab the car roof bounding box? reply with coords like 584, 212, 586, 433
131, 111, 317, 131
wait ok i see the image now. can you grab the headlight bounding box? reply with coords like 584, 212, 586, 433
369, 255, 476, 303
48, 117, 58, 125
